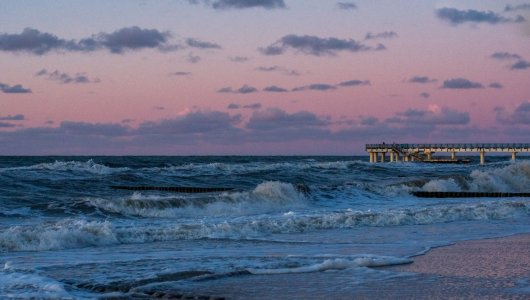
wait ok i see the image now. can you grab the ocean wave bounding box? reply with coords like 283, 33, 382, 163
0, 219, 118, 252
85, 181, 308, 218
0, 207, 33, 217
1, 263, 72, 299
2, 200, 528, 252
98, 200, 530, 243
0, 159, 128, 175
247, 255, 411, 275
149, 160, 361, 176
418, 161, 530, 192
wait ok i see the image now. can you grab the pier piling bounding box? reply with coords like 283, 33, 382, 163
366, 143, 530, 164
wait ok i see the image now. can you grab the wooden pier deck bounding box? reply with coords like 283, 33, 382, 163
366, 143, 530, 164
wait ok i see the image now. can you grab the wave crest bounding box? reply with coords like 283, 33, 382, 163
2, 200, 528, 252
0, 219, 118, 252
86, 181, 307, 218
247, 255, 411, 275
408, 161, 530, 193
0, 159, 127, 175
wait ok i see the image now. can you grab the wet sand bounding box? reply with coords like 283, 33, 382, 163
378, 233, 530, 299
392, 233, 530, 278
134, 234, 530, 299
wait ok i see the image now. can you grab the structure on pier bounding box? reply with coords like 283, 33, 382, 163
366, 143, 530, 165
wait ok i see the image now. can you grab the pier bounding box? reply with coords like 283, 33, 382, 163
366, 143, 530, 165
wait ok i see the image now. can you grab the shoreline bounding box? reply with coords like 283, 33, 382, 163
135, 234, 530, 299
390, 233, 530, 278
371, 233, 530, 299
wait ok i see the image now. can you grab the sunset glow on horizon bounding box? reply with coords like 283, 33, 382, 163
1, 0, 529, 155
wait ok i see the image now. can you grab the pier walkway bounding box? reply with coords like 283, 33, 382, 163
366, 143, 530, 164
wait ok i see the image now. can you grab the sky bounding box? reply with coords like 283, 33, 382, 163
0, 0, 529, 155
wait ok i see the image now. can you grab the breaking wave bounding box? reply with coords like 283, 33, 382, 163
385, 161, 530, 194
2, 200, 528, 252
0, 219, 118, 252
85, 181, 308, 218
419, 161, 530, 192
156, 160, 361, 176
0, 159, 128, 175
247, 256, 411, 275
1, 263, 72, 299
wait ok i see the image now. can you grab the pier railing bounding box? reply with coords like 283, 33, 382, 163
366, 143, 530, 150
365, 143, 530, 164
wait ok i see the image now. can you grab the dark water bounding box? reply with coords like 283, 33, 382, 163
1, 156, 529, 299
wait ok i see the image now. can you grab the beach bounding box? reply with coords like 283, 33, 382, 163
148, 234, 530, 300
374, 233, 530, 299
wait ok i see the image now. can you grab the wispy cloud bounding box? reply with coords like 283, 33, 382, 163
441, 78, 484, 89
227, 103, 262, 110
0, 27, 225, 55
189, 0, 286, 10
186, 52, 201, 63
504, 3, 530, 12
263, 85, 289, 93
420, 92, 430, 98
364, 31, 398, 40
292, 83, 337, 92
490, 52, 522, 60
338, 80, 371, 87
0, 114, 24, 121
511, 60, 530, 70
218, 84, 258, 94
0, 27, 175, 55
186, 38, 221, 49
436, 7, 524, 25
170, 71, 192, 76
408, 76, 437, 84
495, 101, 530, 124
488, 82, 503, 89
255, 65, 300, 76
386, 106, 470, 125
490, 52, 530, 71
259, 34, 384, 56
0, 105, 500, 154
0, 82, 32, 93
35, 69, 99, 84
337, 2, 357, 10
0, 122, 17, 128
228, 56, 249, 62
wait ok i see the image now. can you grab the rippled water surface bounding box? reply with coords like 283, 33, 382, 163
1, 156, 529, 298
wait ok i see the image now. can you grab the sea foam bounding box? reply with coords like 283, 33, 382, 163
0, 219, 118, 252
2, 200, 527, 252
0, 159, 127, 175
86, 181, 308, 218
247, 255, 411, 275
418, 161, 530, 192
1, 264, 72, 299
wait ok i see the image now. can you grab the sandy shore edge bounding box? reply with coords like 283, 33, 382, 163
389, 233, 530, 278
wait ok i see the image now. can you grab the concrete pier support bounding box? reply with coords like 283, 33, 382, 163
366, 143, 530, 164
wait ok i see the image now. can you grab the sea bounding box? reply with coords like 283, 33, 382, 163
1, 156, 530, 299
